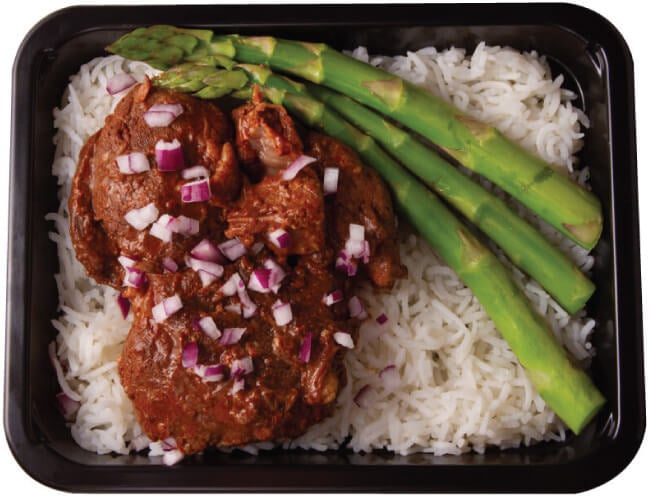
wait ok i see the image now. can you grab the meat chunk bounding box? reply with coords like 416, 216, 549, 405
118, 250, 350, 454
305, 132, 406, 288
232, 86, 303, 178
69, 79, 240, 288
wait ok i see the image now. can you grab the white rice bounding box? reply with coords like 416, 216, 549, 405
48, 45, 597, 458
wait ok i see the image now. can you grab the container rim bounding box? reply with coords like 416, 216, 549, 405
4, 2, 644, 492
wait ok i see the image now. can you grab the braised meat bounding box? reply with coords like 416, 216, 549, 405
69, 78, 240, 288
306, 132, 406, 288
69, 81, 405, 457
119, 249, 349, 454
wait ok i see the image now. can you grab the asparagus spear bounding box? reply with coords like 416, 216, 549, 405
302, 78, 593, 314
107, 27, 603, 250
151, 62, 605, 433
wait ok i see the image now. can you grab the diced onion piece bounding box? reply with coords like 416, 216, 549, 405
149, 220, 173, 242
144, 103, 183, 128
349, 223, 365, 241
118, 255, 137, 268
191, 239, 224, 263
194, 363, 227, 382
348, 296, 368, 320
117, 294, 131, 319
237, 286, 258, 319
56, 392, 80, 421
162, 437, 177, 451
379, 365, 400, 391
181, 178, 211, 203
376, 313, 388, 325
353, 384, 373, 408
152, 294, 183, 323
162, 450, 184, 466
232, 377, 245, 394
123, 267, 147, 288
182, 342, 198, 368
231, 357, 254, 377
322, 289, 343, 306
116, 152, 150, 174
299, 332, 312, 363
106, 72, 137, 95
155, 139, 184, 171
282, 155, 317, 181
219, 273, 242, 296
162, 257, 178, 273
125, 202, 159, 230
172, 215, 200, 236
272, 300, 292, 326
219, 327, 246, 346
323, 167, 339, 195
268, 228, 290, 249
334, 331, 354, 349
218, 238, 247, 261
248, 268, 271, 293
186, 256, 224, 287
182, 165, 210, 180
198, 316, 221, 340
263, 258, 286, 293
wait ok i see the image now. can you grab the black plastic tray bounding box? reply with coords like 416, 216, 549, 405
4, 3, 645, 492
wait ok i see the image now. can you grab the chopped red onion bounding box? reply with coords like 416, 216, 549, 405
144, 103, 183, 128
155, 139, 184, 171
268, 228, 290, 249
181, 165, 209, 180
198, 316, 221, 340
219, 273, 242, 296
322, 289, 343, 306
219, 327, 246, 346
237, 286, 258, 319
353, 384, 373, 408
182, 342, 198, 368
181, 178, 211, 203
376, 313, 388, 325
218, 238, 247, 261
116, 152, 150, 175
333, 331, 354, 349
190, 239, 224, 263
282, 155, 317, 181
149, 220, 173, 242
349, 223, 365, 241
194, 363, 227, 382
117, 294, 131, 318
345, 239, 367, 258
118, 255, 137, 268
348, 296, 368, 320
299, 332, 312, 363
224, 303, 242, 315
125, 202, 159, 230
152, 294, 183, 323
172, 215, 200, 236
263, 258, 286, 293
231, 356, 254, 377
323, 167, 339, 195
123, 267, 147, 289
162, 437, 177, 451
335, 251, 358, 277
248, 268, 271, 293
162, 450, 184, 466
379, 365, 400, 391
186, 256, 224, 287
56, 392, 80, 421
272, 300, 292, 326
232, 377, 245, 394
162, 257, 178, 273
106, 72, 137, 95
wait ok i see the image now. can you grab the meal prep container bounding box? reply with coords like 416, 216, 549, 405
4, 3, 645, 492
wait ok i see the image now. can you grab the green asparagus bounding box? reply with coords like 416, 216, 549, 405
150, 62, 605, 433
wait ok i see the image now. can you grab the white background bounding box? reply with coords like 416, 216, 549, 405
0, 0, 647, 494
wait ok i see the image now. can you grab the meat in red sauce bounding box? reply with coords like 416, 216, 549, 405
68, 80, 404, 456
